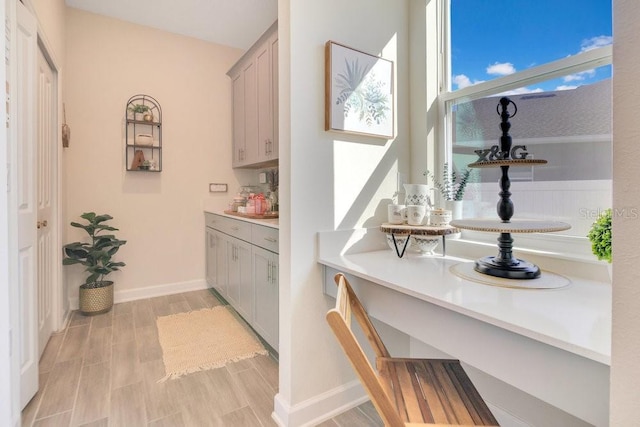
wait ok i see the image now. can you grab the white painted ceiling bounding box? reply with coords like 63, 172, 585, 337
64, 0, 278, 50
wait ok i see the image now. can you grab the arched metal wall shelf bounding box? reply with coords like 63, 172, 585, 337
125, 94, 162, 172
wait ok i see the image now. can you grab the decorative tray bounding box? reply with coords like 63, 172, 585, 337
223, 210, 279, 219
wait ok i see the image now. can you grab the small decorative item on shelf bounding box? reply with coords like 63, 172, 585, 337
130, 150, 145, 170
135, 133, 153, 146
587, 208, 612, 264
128, 104, 150, 121
140, 160, 152, 170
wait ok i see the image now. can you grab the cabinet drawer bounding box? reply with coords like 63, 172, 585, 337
206, 214, 251, 242
205, 213, 224, 229
252, 224, 279, 253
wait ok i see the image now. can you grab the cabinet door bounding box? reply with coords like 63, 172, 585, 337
253, 247, 279, 351
269, 33, 279, 161
205, 227, 217, 288
227, 238, 253, 321
215, 231, 228, 298
256, 40, 273, 164
226, 239, 240, 308
242, 60, 259, 166
231, 71, 245, 168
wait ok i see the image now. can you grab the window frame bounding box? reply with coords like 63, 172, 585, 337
436, 0, 613, 258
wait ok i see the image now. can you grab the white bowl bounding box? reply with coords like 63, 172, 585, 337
386, 234, 409, 252
135, 134, 153, 146
411, 235, 439, 255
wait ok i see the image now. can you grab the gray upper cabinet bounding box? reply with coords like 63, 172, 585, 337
228, 22, 278, 168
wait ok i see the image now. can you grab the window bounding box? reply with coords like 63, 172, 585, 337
440, 0, 612, 244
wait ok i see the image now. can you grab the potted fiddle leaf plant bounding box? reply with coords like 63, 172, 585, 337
62, 212, 127, 315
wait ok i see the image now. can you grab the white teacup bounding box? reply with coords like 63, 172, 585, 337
407, 205, 427, 226
387, 204, 406, 224
429, 209, 452, 227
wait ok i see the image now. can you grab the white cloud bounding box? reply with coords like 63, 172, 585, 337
498, 87, 544, 96
556, 85, 579, 91
580, 35, 613, 52
486, 62, 516, 76
452, 74, 484, 89
564, 69, 596, 82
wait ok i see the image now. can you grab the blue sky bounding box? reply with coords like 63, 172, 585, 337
450, 0, 612, 93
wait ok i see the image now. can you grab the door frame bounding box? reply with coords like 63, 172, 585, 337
20, 0, 65, 333
36, 33, 64, 333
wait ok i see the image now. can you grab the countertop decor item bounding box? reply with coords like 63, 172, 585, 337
424, 162, 472, 202
587, 208, 612, 263
325, 40, 394, 138
450, 97, 570, 281
380, 223, 460, 258
403, 183, 431, 207
62, 212, 126, 315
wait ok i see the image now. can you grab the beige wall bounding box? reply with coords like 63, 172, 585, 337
611, 0, 640, 423
32, 0, 65, 63
64, 8, 253, 297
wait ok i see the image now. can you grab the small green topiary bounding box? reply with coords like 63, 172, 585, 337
587, 208, 612, 263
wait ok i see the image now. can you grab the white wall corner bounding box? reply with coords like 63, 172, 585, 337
272, 381, 367, 427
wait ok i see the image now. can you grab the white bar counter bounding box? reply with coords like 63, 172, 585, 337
318, 228, 611, 426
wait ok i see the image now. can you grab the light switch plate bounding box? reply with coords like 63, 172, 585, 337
258, 172, 267, 184
209, 183, 228, 192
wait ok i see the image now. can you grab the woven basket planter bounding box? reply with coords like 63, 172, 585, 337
79, 281, 114, 316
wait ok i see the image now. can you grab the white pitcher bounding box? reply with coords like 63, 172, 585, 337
403, 183, 431, 207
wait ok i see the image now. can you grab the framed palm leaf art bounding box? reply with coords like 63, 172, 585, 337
325, 41, 394, 138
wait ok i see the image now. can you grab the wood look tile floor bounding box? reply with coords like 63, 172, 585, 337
21, 289, 382, 427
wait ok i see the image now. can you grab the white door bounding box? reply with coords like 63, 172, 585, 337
15, 0, 39, 409
36, 47, 55, 357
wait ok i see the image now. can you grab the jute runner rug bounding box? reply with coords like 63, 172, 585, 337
157, 306, 267, 381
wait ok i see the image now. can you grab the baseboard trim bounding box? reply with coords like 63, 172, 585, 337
272, 380, 368, 427
68, 279, 208, 310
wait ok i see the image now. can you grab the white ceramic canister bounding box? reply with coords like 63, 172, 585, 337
429, 209, 452, 227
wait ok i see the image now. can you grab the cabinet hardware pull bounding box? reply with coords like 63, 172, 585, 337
271, 263, 276, 284
264, 237, 277, 243
42, 220, 48, 227
267, 260, 272, 282
37, 221, 41, 229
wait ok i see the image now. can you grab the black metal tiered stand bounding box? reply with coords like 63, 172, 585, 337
451, 97, 570, 280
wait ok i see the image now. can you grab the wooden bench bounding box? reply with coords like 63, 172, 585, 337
326, 273, 499, 426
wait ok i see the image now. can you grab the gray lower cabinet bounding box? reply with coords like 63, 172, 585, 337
205, 212, 279, 352
252, 246, 278, 350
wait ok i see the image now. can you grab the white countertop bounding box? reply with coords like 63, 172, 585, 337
319, 249, 611, 365
205, 210, 279, 229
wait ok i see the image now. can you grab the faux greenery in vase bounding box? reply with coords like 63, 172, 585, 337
423, 162, 472, 201
63, 212, 126, 315
587, 208, 612, 263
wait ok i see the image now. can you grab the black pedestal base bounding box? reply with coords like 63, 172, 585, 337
474, 256, 541, 280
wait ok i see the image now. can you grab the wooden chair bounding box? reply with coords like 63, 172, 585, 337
326, 273, 499, 427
